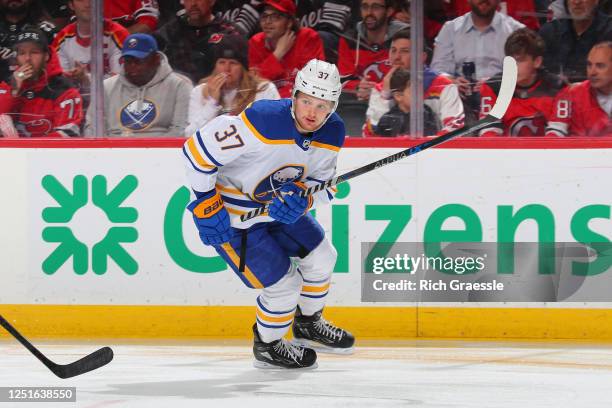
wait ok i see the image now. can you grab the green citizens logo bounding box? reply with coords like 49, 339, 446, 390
41, 175, 138, 275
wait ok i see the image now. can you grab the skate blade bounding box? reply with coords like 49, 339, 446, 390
253, 360, 319, 370
292, 338, 355, 355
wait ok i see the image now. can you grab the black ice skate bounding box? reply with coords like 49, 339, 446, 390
292, 307, 355, 355
252, 324, 318, 369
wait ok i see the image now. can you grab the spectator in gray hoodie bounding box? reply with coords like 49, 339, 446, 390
85, 33, 192, 137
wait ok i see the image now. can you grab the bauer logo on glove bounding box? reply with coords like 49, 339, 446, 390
187, 190, 234, 246
192, 194, 223, 217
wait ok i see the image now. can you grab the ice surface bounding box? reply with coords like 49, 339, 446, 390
1, 339, 612, 408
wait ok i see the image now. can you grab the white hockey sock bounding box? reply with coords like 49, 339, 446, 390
296, 238, 336, 316
255, 265, 302, 343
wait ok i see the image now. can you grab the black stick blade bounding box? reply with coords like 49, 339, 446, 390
51, 347, 114, 379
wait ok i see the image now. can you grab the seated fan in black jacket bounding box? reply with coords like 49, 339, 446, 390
374, 68, 439, 137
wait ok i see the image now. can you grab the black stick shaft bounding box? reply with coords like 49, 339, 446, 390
0, 314, 55, 367
0, 313, 113, 379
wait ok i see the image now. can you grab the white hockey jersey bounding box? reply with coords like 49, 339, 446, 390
183, 99, 346, 228
51, 20, 129, 77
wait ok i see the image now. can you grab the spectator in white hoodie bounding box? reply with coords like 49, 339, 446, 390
185, 33, 279, 136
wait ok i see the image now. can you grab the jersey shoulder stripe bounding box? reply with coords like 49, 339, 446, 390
52, 24, 76, 49
104, 20, 129, 48
182, 146, 218, 175
184, 137, 216, 170
196, 129, 224, 166
242, 99, 297, 144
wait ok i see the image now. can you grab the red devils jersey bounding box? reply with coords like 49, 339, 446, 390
1, 51, 83, 138
248, 28, 325, 98
338, 36, 388, 91
479, 71, 568, 137
548, 80, 612, 137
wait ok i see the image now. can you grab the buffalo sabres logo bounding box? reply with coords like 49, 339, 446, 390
127, 38, 139, 48
252, 165, 305, 203
120, 99, 158, 131
302, 139, 311, 149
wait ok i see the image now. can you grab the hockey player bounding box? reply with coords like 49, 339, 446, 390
479, 28, 569, 137
182, 59, 355, 369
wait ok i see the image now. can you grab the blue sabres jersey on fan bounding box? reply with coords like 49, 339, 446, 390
182, 99, 346, 228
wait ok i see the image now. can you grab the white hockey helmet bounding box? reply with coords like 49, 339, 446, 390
291, 59, 342, 123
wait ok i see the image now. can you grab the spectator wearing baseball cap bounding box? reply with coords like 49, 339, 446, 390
84, 33, 193, 137
185, 33, 280, 136
0, 27, 83, 138
248, 0, 326, 98
264, 0, 297, 15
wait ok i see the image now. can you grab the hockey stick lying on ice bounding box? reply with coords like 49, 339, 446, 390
0, 314, 113, 378
241, 56, 518, 223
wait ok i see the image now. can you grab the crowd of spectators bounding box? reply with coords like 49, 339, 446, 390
0, 0, 609, 138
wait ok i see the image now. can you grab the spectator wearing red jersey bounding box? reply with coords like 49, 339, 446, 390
105, 0, 160, 33
479, 28, 569, 137
337, 0, 408, 100
548, 41, 612, 136
52, 0, 130, 90
0, 28, 83, 137
248, 0, 325, 98
364, 29, 465, 136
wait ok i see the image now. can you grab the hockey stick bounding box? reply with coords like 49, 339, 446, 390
240, 57, 517, 223
0, 314, 113, 379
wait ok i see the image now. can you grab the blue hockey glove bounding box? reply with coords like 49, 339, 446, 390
268, 182, 313, 224
187, 189, 233, 246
